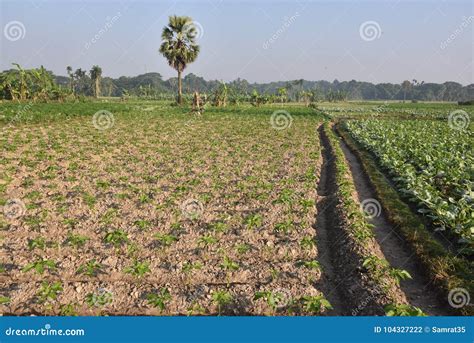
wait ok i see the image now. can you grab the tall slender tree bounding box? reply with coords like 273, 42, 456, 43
66, 66, 74, 94
90, 65, 102, 98
159, 15, 200, 104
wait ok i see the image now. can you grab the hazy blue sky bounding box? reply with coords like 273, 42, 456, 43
1, 0, 473, 84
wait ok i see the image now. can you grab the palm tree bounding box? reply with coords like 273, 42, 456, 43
159, 15, 200, 104
66, 66, 74, 94
401, 80, 411, 102
90, 65, 102, 98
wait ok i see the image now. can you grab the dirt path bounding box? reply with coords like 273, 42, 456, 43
336, 127, 450, 315
313, 125, 346, 315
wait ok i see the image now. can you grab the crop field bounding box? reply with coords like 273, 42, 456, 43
1, 101, 473, 318
343, 119, 473, 249
1, 104, 335, 315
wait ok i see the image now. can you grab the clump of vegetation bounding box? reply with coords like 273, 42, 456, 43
212, 290, 233, 315
37, 281, 63, 303
103, 229, 128, 247
77, 259, 103, 277
22, 259, 57, 275
384, 304, 426, 316
147, 288, 171, 312
124, 260, 150, 278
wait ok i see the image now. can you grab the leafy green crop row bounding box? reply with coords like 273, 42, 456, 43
343, 120, 473, 248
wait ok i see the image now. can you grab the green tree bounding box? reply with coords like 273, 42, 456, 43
90, 65, 102, 98
66, 66, 74, 94
401, 80, 411, 102
159, 15, 200, 104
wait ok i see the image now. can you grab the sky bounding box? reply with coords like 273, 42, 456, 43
0, 0, 473, 85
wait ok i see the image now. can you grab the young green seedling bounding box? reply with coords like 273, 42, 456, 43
22, 259, 57, 275
85, 290, 113, 308
254, 291, 287, 314
384, 304, 426, 316
300, 295, 332, 314
37, 281, 63, 303
147, 288, 171, 312
124, 260, 150, 278
244, 214, 263, 230
300, 236, 315, 250
77, 259, 103, 277
154, 233, 178, 248
104, 229, 128, 248
212, 290, 233, 316
197, 234, 218, 249
65, 233, 89, 249
27, 237, 47, 251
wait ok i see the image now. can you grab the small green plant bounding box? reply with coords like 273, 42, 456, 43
298, 260, 321, 270
300, 236, 315, 250
22, 259, 57, 275
37, 281, 63, 303
384, 304, 426, 316
134, 219, 151, 231
221, 256, 239, 271
301, 295, 332, 314
197, 234, 218, 249
389, 268, 412, 285
274, 220, 293, 235
300, 199, 315, 213
147, 288, 171, 311
85, 290, 113, 308
254, 291, 287, 313
209, 222, 228, 233
244, 213, 263, 230
212, 290, 233, 315
124, 260, 150, 277
27, 237, 47, 250
236, 243, 251, 254
60, 302, 78, 316
0, 296, 11, 305
182, 261, 203, 274
77, 259, 103, 277
187, 301, 206, 316
65, 233, 89, 248
154, 233, 178, 247
104, 229, 128, 247
82, 192, 97, 208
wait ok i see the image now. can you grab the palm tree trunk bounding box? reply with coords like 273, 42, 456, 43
95, 78, 100, 98
177, 70, 182, 104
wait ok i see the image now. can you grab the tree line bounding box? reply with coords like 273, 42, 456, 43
1, 15, 472, 103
